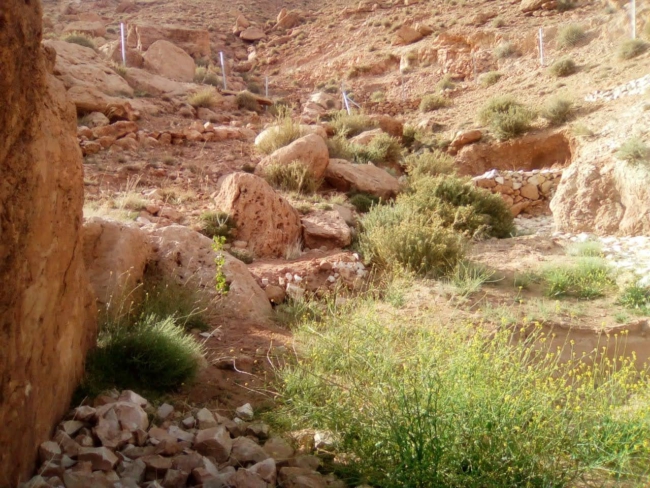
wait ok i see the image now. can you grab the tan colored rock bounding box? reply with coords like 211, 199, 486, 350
128, 24, 211, 59
264, 285, 286, 304
230, 437, 270, 465
350, 128, 384, 146
277, 11, 302, 29
0, 9, 97, 484
325, 159, 401, 199
248, 458, 277, 485
256, 133, 329, 180
143, 40, 195, 83
91, 120, 138, 139
263, 437, 295, 461
520, 183, 540, 200
302, 211, 352, 250
520, 0, 548, 12
147, 225, 272, 321
393, 25, 423, 45
240, 26, 266, 42
124, 67, 190, 97
369, 114, 403, 138
82, 218, 151, 304
255, 124, 327, 149
78, 447, 118, 471
63, 20, 106, 37
195, 426, 232, 463
213, 174, 303, 258
450, 129, 482, 149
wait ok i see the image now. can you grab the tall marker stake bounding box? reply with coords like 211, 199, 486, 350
265, 76, 269, 98
219, 52, 227, 90
120, 23, 126, 66
538, 27, 544, 67
631, 0, 636, 39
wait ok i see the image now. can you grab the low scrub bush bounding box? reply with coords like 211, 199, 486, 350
556, 0, 577, 11
618, 283, 650, 310
542, 96, 574, 125
262, 161, 321, 194
229, 248, 254, 264
404, 150, 456, 180
616, 136, 650, 165
566, 240, 603, 257
479, 71, 502, 87
236, 91, 261, 111
62, 32, 96, 50
331, 111, 378, 138
276, 301, 650, 487
494, 41, 517, 59
199, 211, 235, 239
549, 57, 577, 77
478, 96, 535, 140
558, 24, 586, 48
370, 91, 386, 102
189, 89, 219, 108
404, 176, 515, 238
110, 62, 128, 78
542, 257, 615, 299
256, 108, 304, 155
437, 74, 455, 90
349, 192, 380, 213
618, 39, 648, 60
354, 133, 403, 164
449, 260, 495, 296
326, 135, 356, 160
419, 94, 450, 112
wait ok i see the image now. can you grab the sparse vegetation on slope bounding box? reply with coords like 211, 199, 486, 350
478, 96, 535, 140
262, 161, 321, 194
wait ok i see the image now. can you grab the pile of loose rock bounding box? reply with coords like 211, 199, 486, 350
473, 168, 563, 216
585, 74, 650, 103
22, 390, 347, 488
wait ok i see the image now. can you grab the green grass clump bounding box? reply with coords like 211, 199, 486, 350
558, 24, 586, 48
542, 257, 614, 299
236, 91, 261, 111
189, 89, 219, 108
262, 161, 321, 194
618, 284, 650, 311
618, 39, 648, 60
349, 192, 380, 213
549, 57, 577, 77
419, 94, 450, 112
404, 176, 515, 239
479, 71, 502, 87
138, 279, 211, 332
370, 91, 386, 102
199, 211, 235, 239
83, 314, 203, 394
331, 111, 378, 138
449, 260, 495, 296
354, 133, 403, 164
275, 299, 650, 487
616, 137, 650, 165
478, 96, 535, 140
566, 240, 603, 257
62, 32, 96, 50
541, 96, 574, 125
256, 107, 304, 155
110, 62, 128, 78
437, 74, 455, 91
494, 41, 517, 59
326, 135, 356, 160
404, 150, 456, 180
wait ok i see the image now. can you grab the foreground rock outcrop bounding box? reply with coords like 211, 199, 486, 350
0, 1, 96, 484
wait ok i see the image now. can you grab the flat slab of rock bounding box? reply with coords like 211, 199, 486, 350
240, 26, 266, 41
143, 40, 195, 83
325, 159, 401, 199
301, 211, 352, 251
255, 133, 329, 180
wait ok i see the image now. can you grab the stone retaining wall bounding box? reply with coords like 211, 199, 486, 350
473, 168, 562, 217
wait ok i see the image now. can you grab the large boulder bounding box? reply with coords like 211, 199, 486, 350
213, 173, 303, 258
124, 67, 190, 96
302, 211, 352, 250
143, 40, 196, 83
82, 218, 152, 304
325, 159, 401, 199
0, 3, 96, 484
147, 225, 272, 321
255, 134, 329, 180
254, 125, 327, 149
127, 24, 211, 59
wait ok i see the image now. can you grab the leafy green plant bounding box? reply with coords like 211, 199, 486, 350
478, 96, 535, 140
566, 240, 603, 257
276, 300, 650, 487
541, 96, 574, 125
199, 211, 234, 239
541, 258, 614, 299
618, 39, 648, 60
62, 32, 96, 50
549, 57, 577, 77
256, 106, 304, 155
618, 284, 650, 310
419, 94, 450, 112
326, 135, 356, 160
349, 192, 380, 213
262, 161, 321, 194
354, 133, 403, 164
138, 278, 210, 332
404, 150, 456, 180
616, 136, 650, 165
331, 111, 378, 138
236, 91, 261, 111
558, 24, 586, 48
212, 236, 229, 295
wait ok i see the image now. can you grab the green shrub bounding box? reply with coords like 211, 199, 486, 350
618, 284, 650, 310
273, 297, 326, 328
247, 82, 262, 94
83, 314, 203, 394
437, 74, 455, 90
542, 257, 614, 299
549, 57, 577, 77
354, 133, 403, 164
256, 108, 304, 155
419, 94, 450, 112
449, 260, 495, 296
262, 161, 321, 194
404, 175, 515, 238
62, 32, 96, 50
199, 211, 235, 239
349, 192, 380, 213
359, 203, 466, 277
618, 39, 648, 60
110, 62, 128, 78
558, 24, 586, 48
275, 302, 650, 487
404, 150, 456, 180
494, 41, 517, 59
326, 135, 356, 160
236, 91, 261, 111
478, 96, 535, 140
566, 240, 603, 257
138, 279, 210, 332
194, 66, 208, 83
616, 137, 650, 165
189, 89, 219, 108
542, 96, 574, 125
556, 0, 577, 11
370, 91, 386, 102
331, 111, 378, 138
479, 71, 502, 87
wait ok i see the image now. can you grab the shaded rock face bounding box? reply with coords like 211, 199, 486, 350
0, 1, 96, 484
